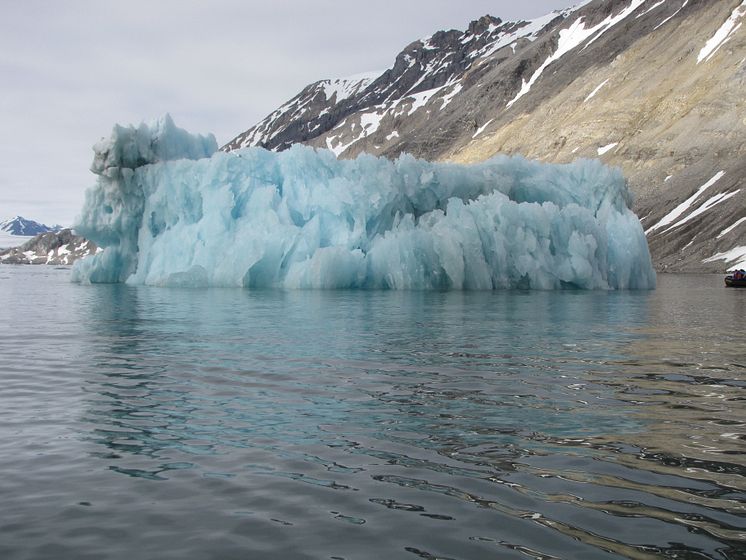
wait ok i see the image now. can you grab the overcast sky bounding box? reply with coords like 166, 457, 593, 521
1, 0, 574, 226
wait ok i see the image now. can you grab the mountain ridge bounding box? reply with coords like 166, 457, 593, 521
0, 216, 60, 237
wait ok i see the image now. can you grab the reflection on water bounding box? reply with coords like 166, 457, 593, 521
0, 268, 744, 559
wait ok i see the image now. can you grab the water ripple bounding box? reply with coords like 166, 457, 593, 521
0, 268, 744, 559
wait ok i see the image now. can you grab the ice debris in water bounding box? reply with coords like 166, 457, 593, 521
72, 116, 655, 290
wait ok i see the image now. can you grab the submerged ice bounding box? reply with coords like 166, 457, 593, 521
72, 116, 655, 290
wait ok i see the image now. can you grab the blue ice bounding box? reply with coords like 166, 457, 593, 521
72, 116, 655, 289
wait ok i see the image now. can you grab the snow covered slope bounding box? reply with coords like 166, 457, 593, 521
224, 0, 746, 272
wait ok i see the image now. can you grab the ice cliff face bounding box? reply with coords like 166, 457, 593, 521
72, 117, 655, 290
223, 0, 746, 272
74, 115, 217, 282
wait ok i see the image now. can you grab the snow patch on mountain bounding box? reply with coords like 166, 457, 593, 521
473, 119, 494, 138
697, 0, 746, 63
584, 79, 610, 102
636, 0, 667, 19
654, 0, 688, 31
703, 246, 746, 271
407, 87, 441, 115
507, 0, 646, 109
646, 171, 725, 234
440, 83, 463, 109
718, 217, 746, 239
662, 189, 740, 234
597, 142, 618, 155
322, 72, 381, 103
469, 11, 564, 60
325, 108, 388, 157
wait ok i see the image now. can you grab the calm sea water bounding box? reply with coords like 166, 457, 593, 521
0, 266, 744, 560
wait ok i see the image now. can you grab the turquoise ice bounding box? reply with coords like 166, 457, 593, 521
72, 116, 655, 289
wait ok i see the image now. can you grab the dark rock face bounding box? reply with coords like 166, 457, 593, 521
0, 229, 98, 265
223, 0, 746, 272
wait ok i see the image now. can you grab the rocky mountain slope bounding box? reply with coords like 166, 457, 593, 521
223, 0, 745, 272
0, 229, 98, 265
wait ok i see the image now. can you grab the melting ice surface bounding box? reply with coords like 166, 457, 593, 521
72, 116, 655, 290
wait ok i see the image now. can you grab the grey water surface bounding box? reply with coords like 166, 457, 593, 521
0, 266, 744, 560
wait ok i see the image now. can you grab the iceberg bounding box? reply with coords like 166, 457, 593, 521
72, 116, 655, 290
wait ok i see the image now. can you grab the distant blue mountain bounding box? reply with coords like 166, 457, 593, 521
0, 216, 55, 236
